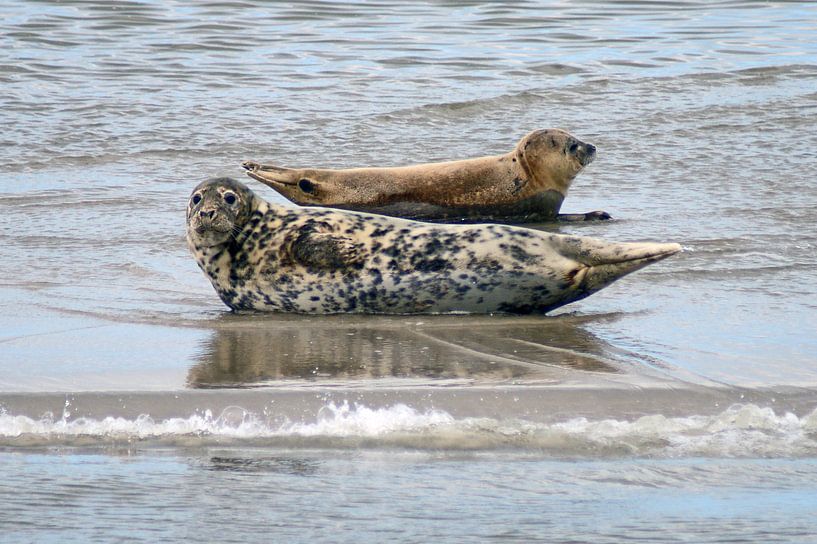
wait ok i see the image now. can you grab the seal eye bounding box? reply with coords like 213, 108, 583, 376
192, 194, 202, 205
298, 179, 316, 194
223, 192, 237, 205
569, 143, 579, 154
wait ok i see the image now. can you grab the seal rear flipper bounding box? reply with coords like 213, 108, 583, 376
550, 235, 682, 294
242, 161, 301, 186
550, 235, 681, 267
579, 244, 681, 295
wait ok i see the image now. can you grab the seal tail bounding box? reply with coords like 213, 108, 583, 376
551, 235, 682, 295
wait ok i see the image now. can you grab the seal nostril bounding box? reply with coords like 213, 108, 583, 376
586, 144, 596, 155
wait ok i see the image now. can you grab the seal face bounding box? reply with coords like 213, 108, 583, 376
186, 178, 680, 315
187, 177, 255, 248
242, 129, 609, 223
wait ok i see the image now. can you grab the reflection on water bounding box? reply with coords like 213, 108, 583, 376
206, 456, 319, 476
187, 314, 619, 388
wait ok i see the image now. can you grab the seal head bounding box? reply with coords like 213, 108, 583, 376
187, 177, 256, 248
514, 129, 596, 195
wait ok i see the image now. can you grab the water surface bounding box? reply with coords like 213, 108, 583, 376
1, 1, 817, 542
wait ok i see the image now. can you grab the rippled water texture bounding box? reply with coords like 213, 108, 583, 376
1, 1, 817, 542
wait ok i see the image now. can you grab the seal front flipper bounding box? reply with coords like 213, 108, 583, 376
287, 230, 365, 270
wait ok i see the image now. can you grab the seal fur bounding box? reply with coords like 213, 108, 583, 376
242, 129, 610, 223
187, 178, 679, 315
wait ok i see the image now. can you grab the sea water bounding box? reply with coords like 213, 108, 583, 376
1, 1, 817, 542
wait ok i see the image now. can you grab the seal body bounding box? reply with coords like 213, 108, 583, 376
187, 178, 679, 315
242, 129, 610, 223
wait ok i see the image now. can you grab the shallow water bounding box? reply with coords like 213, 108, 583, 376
3, 451, 817, 543
2, 1, 817, 541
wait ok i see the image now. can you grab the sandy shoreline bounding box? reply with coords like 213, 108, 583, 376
3, 383, 814, 422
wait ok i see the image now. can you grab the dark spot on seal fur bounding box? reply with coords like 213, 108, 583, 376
298, 179, 316, 194
511, 177, 524, 195
509, 244, 537, 264
412, 258, 451, 273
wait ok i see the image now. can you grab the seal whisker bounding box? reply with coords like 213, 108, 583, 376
229, 224, 246, 242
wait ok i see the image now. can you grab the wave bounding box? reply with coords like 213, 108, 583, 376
2, 402, 816, 458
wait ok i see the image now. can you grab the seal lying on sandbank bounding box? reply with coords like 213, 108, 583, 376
187, 178, 679, 314
242, 129, 610, 223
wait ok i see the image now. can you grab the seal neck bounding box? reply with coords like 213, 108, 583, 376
512, 151, 575, 196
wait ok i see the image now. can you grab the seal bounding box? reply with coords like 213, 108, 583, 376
186, 178, 680, 315
241, 129, 610, 223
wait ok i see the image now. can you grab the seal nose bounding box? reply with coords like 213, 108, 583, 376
578, 143, 596, 166
199, 209, 216, 219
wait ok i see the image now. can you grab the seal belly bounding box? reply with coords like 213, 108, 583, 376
336, 190, 565, 224
242, 267, 561, 315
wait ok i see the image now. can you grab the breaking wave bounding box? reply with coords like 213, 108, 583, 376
2, 402, 817, 458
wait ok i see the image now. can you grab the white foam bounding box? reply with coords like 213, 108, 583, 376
1, 402, 816, 457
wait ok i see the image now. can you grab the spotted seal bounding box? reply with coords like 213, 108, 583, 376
186, 177, 680, 314
242, 129, 610, 223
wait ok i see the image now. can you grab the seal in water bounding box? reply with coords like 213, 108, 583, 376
241, 129, 611, 223
186, 178, 680, 314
